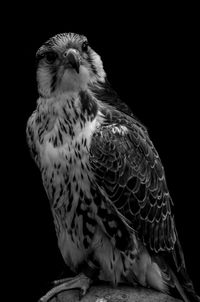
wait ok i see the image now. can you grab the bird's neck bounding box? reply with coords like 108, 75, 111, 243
36, 89, 100, 144
60, 90, 98, 123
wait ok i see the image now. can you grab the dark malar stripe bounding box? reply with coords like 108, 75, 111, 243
51, 67, 58, 92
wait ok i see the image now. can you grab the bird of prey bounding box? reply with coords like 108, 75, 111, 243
26, 32, 199, 302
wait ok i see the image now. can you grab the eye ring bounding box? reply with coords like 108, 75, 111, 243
44, 51, 58, 64
81, 41, 89, 52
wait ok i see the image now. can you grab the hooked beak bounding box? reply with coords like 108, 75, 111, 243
64, 49, 80, 74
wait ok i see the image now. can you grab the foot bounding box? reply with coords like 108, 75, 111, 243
38, 273, 91, 302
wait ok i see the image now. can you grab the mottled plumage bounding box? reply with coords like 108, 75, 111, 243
27, 33, 199, 302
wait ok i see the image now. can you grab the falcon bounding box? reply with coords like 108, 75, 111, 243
26, 32, 199, 302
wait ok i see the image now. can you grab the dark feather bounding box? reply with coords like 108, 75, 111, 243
90, 108, 176, 253
89, 105, 199, 300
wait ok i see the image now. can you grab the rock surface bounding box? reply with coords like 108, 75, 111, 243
48, 285, 182, 302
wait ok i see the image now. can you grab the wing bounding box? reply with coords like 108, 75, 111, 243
89, 111, 177, 256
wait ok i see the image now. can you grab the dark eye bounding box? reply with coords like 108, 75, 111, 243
82, 41, 89, 52
45, 51, 58, 63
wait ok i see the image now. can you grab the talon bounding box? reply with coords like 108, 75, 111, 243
52, 276, 74, 285
38, 274, 91, 302
79, 285, 87, 298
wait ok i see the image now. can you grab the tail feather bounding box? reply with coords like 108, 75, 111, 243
177, 267, 200, 302
154, 255, 200, 302
173, 231, 200, 302
167, 267, 190, 302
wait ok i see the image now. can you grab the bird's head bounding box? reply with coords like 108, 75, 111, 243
36, 32, 106, 97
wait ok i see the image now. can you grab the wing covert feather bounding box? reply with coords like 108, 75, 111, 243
89, 119, 176, 254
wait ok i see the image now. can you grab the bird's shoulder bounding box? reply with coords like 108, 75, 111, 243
92, 105, 157, 166
90, 105, 176, 255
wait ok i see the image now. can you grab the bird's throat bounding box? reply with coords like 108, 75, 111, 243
36, 90, 100, 149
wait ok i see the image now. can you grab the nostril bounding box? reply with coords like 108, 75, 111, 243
63, 51, 68, 57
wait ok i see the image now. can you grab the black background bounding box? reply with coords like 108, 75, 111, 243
11, 4, 199, 301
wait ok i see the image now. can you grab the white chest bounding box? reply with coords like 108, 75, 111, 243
39, 112, 103, 209
42, 114, 98, 178
40, 116, 102, 269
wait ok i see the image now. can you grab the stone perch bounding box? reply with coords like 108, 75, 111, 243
48, 285, 182, 302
